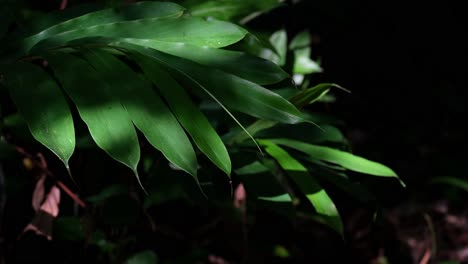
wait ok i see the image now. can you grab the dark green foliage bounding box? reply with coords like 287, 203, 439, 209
0, 0, 404, 261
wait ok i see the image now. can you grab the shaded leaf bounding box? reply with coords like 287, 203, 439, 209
2, 62, 75, 166
134, 56, 230, 175
257, 124, 345, 144
184, 0, 283, 23
235, 161, 269, 175
269, 29, 287, 66
45, 52, 140, 173
290, 83, 349, 107
125, 250, 158, 264
431, 177, 468, 192
82, 49, 198, 178
128, 39, 288, 85
120, 43, 303, 124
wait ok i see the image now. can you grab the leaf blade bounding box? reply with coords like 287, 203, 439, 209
260, 140, 343, 234
117, 43, 303, 124
2, 62, 75, 166
134, 55, 231, 175
45, 52, 140, 172
21, 1, 186, 52
126, 39, 288, 85
268, 138, 402, 180
82, 49, 198, 178
30, 17, 247, 54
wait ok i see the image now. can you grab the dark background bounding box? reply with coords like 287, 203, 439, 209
281, 1, 468, 202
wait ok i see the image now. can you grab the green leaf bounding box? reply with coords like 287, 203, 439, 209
431, 177, 468, 192
30, 17, 247, 54
235, 161, 269, 175
134, 56, 231, 175
125, 250, 158, 264
257, 124, 345, 144
269, 29, 287, 66
185, 1, 251, 21
126, 39, 288, 85
21, 3, 103, 36
183, 0, 283, 23
81, 49, 198, 178
235, 158, 294, 204
2, 62, 75, 166
45, 52, 140, 173
20, 1, 185, 52
293, 48, 322, 74
290, 83, 349, 107
260, 140, 343, 234
289, 30, 310, 50
289, 31, 322, 74
268, 138, 402, 181
119, 43, 303, 124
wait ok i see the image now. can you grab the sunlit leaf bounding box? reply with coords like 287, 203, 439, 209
82, 48, 198, 178
30, 17, 247, 54
269, 29, 287, 66
20, 1, 185, 52
134, 56, 231, 175
268, 138, 403, 183
260, 139, 343, 234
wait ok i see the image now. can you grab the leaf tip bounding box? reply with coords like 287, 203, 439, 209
133, 170, 148, 196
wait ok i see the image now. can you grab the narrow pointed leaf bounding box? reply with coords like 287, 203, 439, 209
431, 177, 468, 192
82, 49, 198, 178
30, 17, 247, 54
2, 62, 75, 166
260, 140, 343, 234
257, 124, 345, 144
117, 44, 303, 124
268, 138, 401, 179
20, 1, 185, 52
45, 53, 140, 172
134, 56, 231, 175
126, 39, 288, 85
290, 83, 348, 107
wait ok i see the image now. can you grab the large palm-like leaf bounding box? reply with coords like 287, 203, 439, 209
0, 1, 301, 185
0, 1, 403, 234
